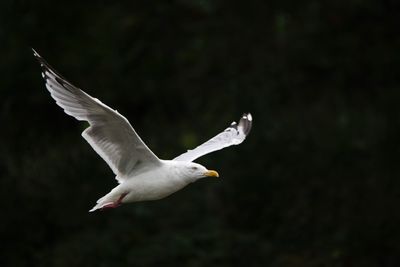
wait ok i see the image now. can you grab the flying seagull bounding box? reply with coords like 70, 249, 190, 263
33, 49, 252, 212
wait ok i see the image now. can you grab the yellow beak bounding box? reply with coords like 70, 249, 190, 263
204, 170, 219, 178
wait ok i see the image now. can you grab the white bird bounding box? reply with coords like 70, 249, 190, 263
33, 49, 252, 212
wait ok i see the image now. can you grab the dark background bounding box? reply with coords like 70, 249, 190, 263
1, 0, 400, 266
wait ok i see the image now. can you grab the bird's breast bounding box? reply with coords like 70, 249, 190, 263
121, 168, 190, 202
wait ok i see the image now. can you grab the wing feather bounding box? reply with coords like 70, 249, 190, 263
33, 49, 161, 182
173, 113, 252, 162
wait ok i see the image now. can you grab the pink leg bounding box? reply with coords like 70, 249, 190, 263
100, 192, 128, 210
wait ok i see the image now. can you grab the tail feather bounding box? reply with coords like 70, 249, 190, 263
89, 202, 115, 212
89, 203, 104, 212
89, 198, 114, 212
89, 187, 121, 212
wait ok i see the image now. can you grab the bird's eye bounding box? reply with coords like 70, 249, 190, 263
191, 166, 198, 170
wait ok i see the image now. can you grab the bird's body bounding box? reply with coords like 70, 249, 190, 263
120, 161, 191, 202
33, 49, 252, 212
91, 161, 208, 211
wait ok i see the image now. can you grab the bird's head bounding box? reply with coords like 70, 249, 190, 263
181, 162, 219, 181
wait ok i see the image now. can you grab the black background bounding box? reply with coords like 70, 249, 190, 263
1, 0, 400, 266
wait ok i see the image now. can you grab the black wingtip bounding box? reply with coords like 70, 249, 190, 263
239, 113, 253, 135
32, 48, 41, 60
31, 49, 69, 82
32, 48, 47, 68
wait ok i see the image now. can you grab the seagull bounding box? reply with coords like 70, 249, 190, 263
33, 49, 252, 212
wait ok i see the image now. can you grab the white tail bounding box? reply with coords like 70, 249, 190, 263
89, 187, 127, 212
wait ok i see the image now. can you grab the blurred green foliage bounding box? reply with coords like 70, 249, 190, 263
1, 0, 400, 266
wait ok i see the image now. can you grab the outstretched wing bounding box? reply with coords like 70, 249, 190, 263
173, 113, 252, 162
33, 49, 161, 182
